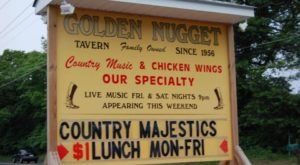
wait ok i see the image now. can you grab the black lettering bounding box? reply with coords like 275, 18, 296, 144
102, 141, 111, 159
196, 120, 200, 137
112, 141, 122, 159
178, 121, 186, 137
132, 141, 140, 158
150, 140, 161, 158
123, 121, 131, 138
92, 122, 102, 139
186, 120, 194, 137
169, 121, 177, 138
112, 121, 122, 139
184, 139, 192, 156
150, 140, 179, 158
92, 142, 100, 160
71, 122, 81, 139
201, 139, 205, 155
175, 47, 180, 54
139, 121, 151, 138
59, 122, 69, 140
152, 121, 160, 137
161, 140, 170, 156
201, 121, 209, 136
82, 121, 91, 139
209, 120, 217, 136
161, 121, 169, 137
122, 141, 130, 158
170, 140, 179, 156
74, 40, 80, 48
193, 139, 201, 155
103, 121, 112, 139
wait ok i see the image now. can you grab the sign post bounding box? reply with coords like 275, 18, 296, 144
33, 0, 254, 164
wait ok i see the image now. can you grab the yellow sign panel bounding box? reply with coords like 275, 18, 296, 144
56, 8, 232, 164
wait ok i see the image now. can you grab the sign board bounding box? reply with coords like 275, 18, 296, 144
53, 8, 233, 164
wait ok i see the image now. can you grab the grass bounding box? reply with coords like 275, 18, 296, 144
160, 162, 218, 165
245, 146, 299, 165
0, 154, 11, 162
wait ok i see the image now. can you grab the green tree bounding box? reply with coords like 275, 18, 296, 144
232, 0, 300, 151
0, 50, 47, 154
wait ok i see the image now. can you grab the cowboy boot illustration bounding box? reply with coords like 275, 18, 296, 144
66, 82, 80, 109
214, 87, 224, 110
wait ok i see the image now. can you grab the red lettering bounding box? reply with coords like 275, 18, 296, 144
102, 74, 127, 84
135, 75, 194, 87
106, 58, 133, 70
152, 62, 190, 72
218, 65, 222, 73
194, 64, 222, 73
65, 56, 75, 68
65, 56, 100, 71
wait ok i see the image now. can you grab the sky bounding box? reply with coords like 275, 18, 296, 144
0, 0, 46, 54
0, 0, 299, 93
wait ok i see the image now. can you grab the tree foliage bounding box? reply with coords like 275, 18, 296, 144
0, 50, 46, 154
232, 0, 300, 151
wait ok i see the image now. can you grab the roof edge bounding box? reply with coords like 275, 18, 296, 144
33, 0, 254, 24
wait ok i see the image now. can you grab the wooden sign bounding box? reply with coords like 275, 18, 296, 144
49, 8, 233, 164
42, 1, 254, 164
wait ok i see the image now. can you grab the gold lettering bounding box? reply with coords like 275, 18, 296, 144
63, 14, 142, 39
151, 21, 221, 46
